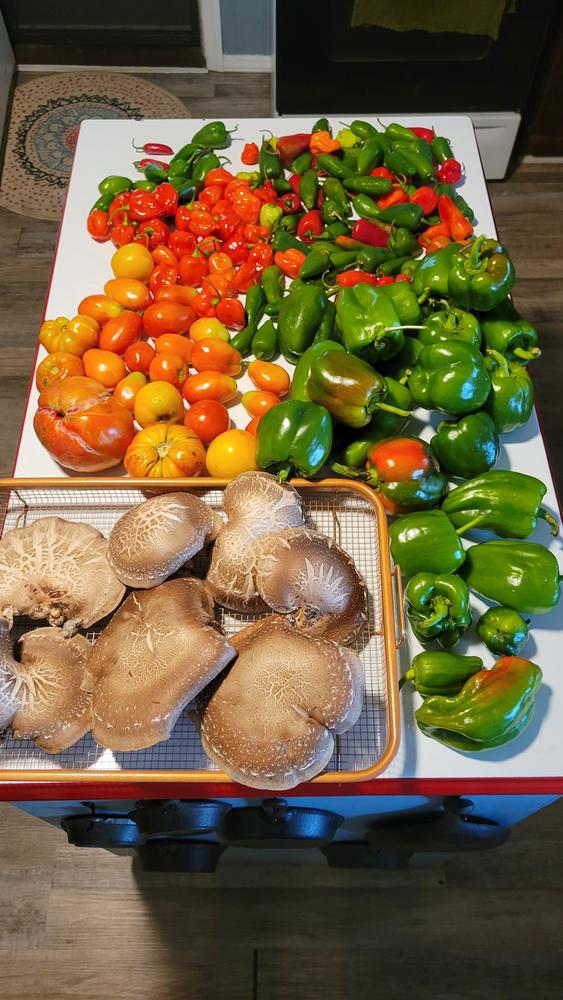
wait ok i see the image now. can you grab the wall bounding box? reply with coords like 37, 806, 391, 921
0, 12, 15, 150
220, 0, 273, 54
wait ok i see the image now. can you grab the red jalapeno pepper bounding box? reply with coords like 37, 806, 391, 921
133, 140, 174, 155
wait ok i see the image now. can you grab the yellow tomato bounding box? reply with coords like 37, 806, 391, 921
189, 317, 230, 343
205, 429, 258, 479
111, 243, 154, 282
133, 380, 185, 427
124, 423, 206, 478
113, 371, 147, 411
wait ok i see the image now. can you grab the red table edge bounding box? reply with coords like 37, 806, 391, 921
1, 776, 562, 802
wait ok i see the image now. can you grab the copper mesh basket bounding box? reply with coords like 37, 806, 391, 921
0, 477, 404, 787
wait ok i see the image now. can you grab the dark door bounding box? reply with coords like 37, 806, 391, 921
0, 0, 203, 67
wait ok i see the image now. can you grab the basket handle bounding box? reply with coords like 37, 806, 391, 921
392, 563, 407, 649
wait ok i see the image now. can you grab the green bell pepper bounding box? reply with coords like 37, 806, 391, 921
389, 510, 466, 577
431, 412, 500, 479
278, 284, 330, 362
291, 341, 345, 403
478, 299, 540, 363
483, 350, 534, 433
418, 307, 482, 350
411, 242, 461, 299
305, 352, 410, 428
442, 470, 559, 538
191, 121, 232, 149
335, 284, 419, 364
256, 400, 333, 480
400, 650, 483, 697
416, 656, 543, 752
381, 337, 423, 381
251, 319, 278, 361
405, 573, 471, 649
448, 236, 515, 312
477, 607, 529, 657
408, 341, 491, 416
461, 541, 562, 615
381, 282, 422, 325
334, 377, 412, 468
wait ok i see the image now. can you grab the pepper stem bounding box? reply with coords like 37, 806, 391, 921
385, 325, 426, 331
376, 402, 411, 417
330, 463, 363, 479
513, 346, 541, 362
539, 508, 559, 536
276, 464, 292, 483
398, 669, 415, 690
417, 602, 450, 632
486, 348, 510, 376
454, 512, 490, 534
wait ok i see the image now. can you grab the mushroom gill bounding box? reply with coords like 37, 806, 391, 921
255, 528, 368, 645
206, 471, 305, 612
0, 617, 22, 732
200, 617, 365, 790
108, 492, 221, 589
0, 517, 125, 629
83, 577, 236, 751
10, 628, 92, 753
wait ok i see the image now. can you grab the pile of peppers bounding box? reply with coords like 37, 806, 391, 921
82, 117, 561, 758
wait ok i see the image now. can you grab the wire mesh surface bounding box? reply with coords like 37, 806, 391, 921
0, 483, 391, 779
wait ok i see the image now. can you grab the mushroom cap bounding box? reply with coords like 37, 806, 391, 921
0, 617, 22, 731
200, 617, 364, 790
0, 517, 125, 628
10, 628, 92, 753
108, 492, 221, 589
255, 528, 367, 645
206, 472, 305, 612
83, 577, 236, 752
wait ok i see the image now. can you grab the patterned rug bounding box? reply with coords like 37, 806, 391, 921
0, 71, 190, 221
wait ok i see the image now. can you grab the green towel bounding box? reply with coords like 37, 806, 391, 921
351, 0, 514, 40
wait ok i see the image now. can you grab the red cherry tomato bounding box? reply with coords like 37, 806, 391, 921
184, 399, 229, 445
124, 341, 156, 374
98, 310, 142, 354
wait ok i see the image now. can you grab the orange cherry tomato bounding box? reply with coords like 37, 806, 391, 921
149, 263, 179, 296
98, 310, 142, 354
154, 284, 198, 306
82, 348, 126, 388
191, 339, 242, 377
242, 390, 281, 418
154, 333, 193, 365
124, 341, 156, 374
35, 352, 84, 391
247, 360, 290, 397
103, 278, 152, 311
149, 351, 189, 389
39, 315, 99, 356
111, 242, 154, 281
124, 423, 205, 478
113, 371, 147, 411
189, 317, 230, 343
245, 415, 261, 436
143, 301, 195, 338
184, 399, 229, 445
78, 294, 123, 325
152, 244, 178, 267
134, 380, 185, 427
205, 429, 258, 478
182, 371, 237, 406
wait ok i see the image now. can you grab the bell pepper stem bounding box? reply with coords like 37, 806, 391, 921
376, 401, 411, 417
331, 462, 363, 479
398, 669, 415, 690
417, 602, 450, 632
539, 508, 559, 536
454, 512, 491, 534
513, 346, 541, 362
276, 464, 293, 483
486, 348, 510, 375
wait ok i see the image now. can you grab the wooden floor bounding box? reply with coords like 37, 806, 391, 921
1, 71, 563, 999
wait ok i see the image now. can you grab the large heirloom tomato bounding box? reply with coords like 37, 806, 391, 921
124, 423, 206, 478
33, 375, 135, 471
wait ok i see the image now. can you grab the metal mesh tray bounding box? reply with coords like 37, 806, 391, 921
0, 478, 402, 787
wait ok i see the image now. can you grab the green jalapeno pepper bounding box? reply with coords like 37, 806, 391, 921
259, 139, 282, 182
357, 137, 384, 174
278, 284, 330, 361
377, 203, 423, 230
431, 135, 454, 164
292, 151, 313, 174
192, 151, 221, 184
272, 230, 311, 254
350, 119, 380, 141
132, 180, 157, 191
261, 265, 285, 317
388, 227, 420, 256
401, 650, 483, 697
98, 175, 133, 196
143, 163, 169, 183
343, 175, 393, 197
91, 192, 113, 212
251, 319, 279, 361
312, 117, 331, 133
352, 193, 382, 221
299, 169, 320, 210
315, 153, 352, 178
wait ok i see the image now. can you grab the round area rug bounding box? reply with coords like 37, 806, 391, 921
0, 71, 190, 221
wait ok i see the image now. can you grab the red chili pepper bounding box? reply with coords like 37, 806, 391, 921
377, 188, 409, 210
288, 173, 302, 196
351, 219, 389, 248
296, 209, 323, 244
374, 275, 395, 285
277, 192, 301, 215
134, 158, 170, 170
371, 167, 396, 181
395, 273, 412, 283
437, 194, 474, 241
436, 158, 463, 184
241, 142, 259, 165
408, 126, 435, 142
335, 271, 379, 288
86, 210, 110, 242
410, 186, 438, 216
133, 140, 174, 155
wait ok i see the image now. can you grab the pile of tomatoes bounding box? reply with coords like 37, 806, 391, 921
34, 236, 289, 479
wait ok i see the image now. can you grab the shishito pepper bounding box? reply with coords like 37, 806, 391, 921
483, 351, 534, 433
306, 352, 411, 429
400, 650, 483, 697
416, 656, 543, 752
477, 607, 530, 657
256, 399, 333, 479
361, 436, 447, 515
461, 541, 562, 615
448, 236, 515, 312
431, 412, 500, 479
334, 377, 412, 468
389, 510, 466, 577
443, 471, 558, 539
278, 284, 331, 362
405, 573, 471, 649
478, 299, 541, 363
408, 341, 491, 416
418, 307, 481, 350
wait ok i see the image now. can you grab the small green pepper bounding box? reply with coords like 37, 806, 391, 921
312, 117, 331, 133
431, 412, 500, 479
168, 158, 189, 177
483, 351, 534, 433
292, 151, 313, 174
143, 163, 169, 183
477, 607, 530, 657
298, 245, 333, 280
132, 180, 157, 192
278, 284, 330, 361
352, 194, 382, 221
388, 227, 420, 256
272, 230, 312, 255
98, 175, 132, 196
191, 121, 232, 149
377, 203, 423, 231
323, 177, 352, 216
192, 151, 221, 184
171, 142, 200, 164
431, 135, 454, 164
400, 650, 483, 697
389, 510, 466, 577
357, 137, 384, 174
256, 400, 333, 479
261, 265, 285, 316
251, 319, 279, 361
91, 192, 113, 212
315, 153, 352, 178
461, 541, 562, 615
405, 573, 472, 649
259, 139, 282, 182
478, 299, 540, 363
350, 119, 380, 141
343, 175, 393, 197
